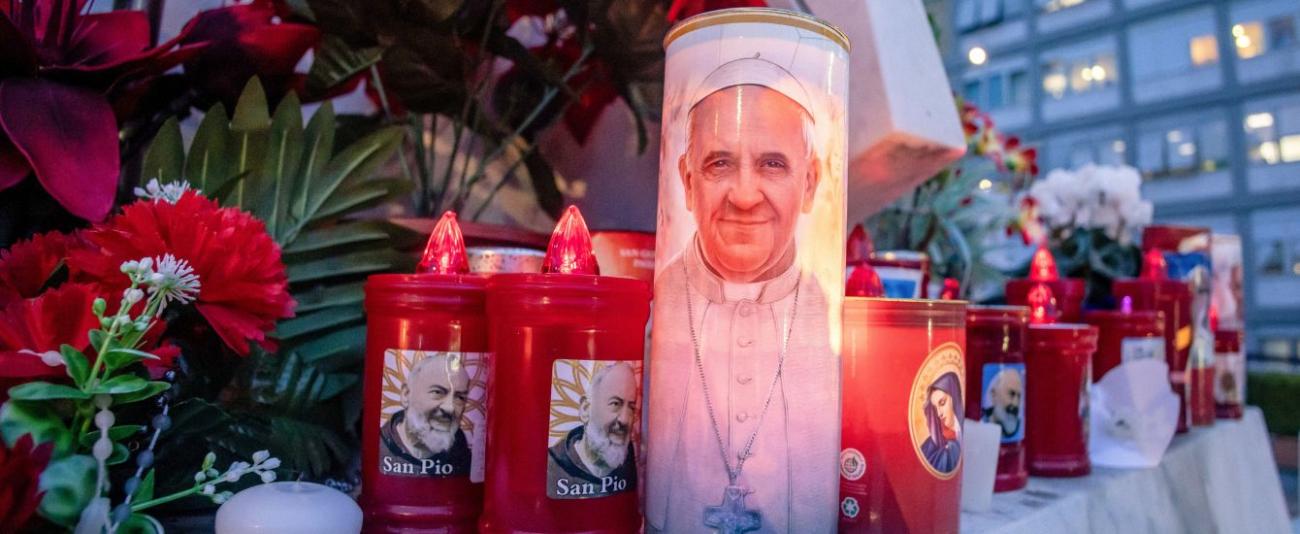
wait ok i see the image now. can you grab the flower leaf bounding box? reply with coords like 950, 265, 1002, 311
60, 344, 90, 386
8, 381, 90, 400
185, 103, 233, 194
111, 381, 170, 404
92, 375, 149, 395
141, 117, 185, 185
290, 101, 336, 224
37, 454, 97, 527
0, 400, 74, 458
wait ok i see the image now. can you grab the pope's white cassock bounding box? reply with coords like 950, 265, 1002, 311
646, 237, 838, 533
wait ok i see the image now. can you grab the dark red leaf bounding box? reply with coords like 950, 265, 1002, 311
64, 10, 150, 67
0, 135, 29, 191
0, 78, 118, 221
181, 2, 319, 107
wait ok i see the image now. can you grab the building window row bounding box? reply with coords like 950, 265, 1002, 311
1244, 102, 1300, 165
1137, 120, 1230, 179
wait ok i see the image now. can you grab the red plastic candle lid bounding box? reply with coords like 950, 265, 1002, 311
846, 263, 884, 297
846, 224, 874, 265
1026, 282, 1058, 325
1028, 244, 1059, 282
542, 206, 599, 275
418, 211, 470, 274
490, 206, 649, 300
365, 273, 487, 311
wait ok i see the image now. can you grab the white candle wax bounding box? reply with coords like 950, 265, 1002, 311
215, 481, 362, 534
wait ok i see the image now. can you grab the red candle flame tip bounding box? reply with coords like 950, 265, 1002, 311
543, 206, 600, 275
1028, 244, 1059, 282
417, 211, 469, 274
1140, 248, 1168, 281
846, 224, 874, 265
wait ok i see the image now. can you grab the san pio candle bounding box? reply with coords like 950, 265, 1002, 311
841, 298, 966, 534
479, 207, 651, 533
648, 8, 849, 533
361, 212, 489, 532
1025, 285, 1098, 478
1006, 244, 1085, 323
965, 305, 1029, 492
1084, 297, 1165, 383
1113, 249, 1194, 433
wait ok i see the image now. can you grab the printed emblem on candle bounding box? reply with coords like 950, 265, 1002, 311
839, 448, 866, 481
379, 350, 488, 482
840, 497, 860, 519
1215, 349, 1243, 404
908, 342, 965, 479
980, 363, 1025, 444
547, 359, 642, 499
1121, 337, 1165, 363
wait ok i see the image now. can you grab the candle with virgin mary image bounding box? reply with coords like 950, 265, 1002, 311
647, 8, 850, 533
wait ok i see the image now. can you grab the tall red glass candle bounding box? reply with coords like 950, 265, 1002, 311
1215, 329, 1245, 419
965, 305, 1029, 492
1006, 245, 1086, 323
1025, 321, 1097, 478
1113, 250, 1194, 433
841, 298, 966, 533
362, 212, 488, 533
1084, 300, 1165, 383
1144, 226, 1215, 428
480, 207, 651, 534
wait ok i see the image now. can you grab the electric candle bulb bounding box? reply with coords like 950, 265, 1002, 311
1027, 283, 1058, 325
939, 278, 960, 300
846, 263, 884, 297
1120, 295, 1134, 314
1028, 244, 1059, 282
846, 224, 874, 265
1140, 248, 1168, 280
542, 206, 599, 275
416, 211, 469, 274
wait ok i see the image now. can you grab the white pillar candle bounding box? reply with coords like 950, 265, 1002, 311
215, 481, 362, 534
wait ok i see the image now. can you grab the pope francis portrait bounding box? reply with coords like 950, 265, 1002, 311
646, 57, 839, 533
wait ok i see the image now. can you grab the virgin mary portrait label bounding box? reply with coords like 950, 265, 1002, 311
908, 342, 965, 479
546, 359, 642, 499
378, 350, 488, 482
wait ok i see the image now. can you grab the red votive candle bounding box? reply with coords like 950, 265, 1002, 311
841, 298, 966, 533
1215, 329, 1245, 419
1006, 244, 1086, 323
362, 212, 488, 532
1113, 250, 1195, 433
1025, 320, 1098, 478
480, 207, 651, 534
1084, 299, 1165, 383
965, 305, 1029, 492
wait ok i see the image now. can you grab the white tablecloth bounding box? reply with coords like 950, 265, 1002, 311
961, 407, 1291, 534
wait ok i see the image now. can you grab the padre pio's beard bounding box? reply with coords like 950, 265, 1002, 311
405, 407, 458, 457
582, 419, 630, 475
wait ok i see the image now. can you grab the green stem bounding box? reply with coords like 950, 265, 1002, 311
131, 484, 201, 512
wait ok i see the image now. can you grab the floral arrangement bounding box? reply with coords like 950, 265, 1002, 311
0, 183, 292, 531
865, 98, 1040, 301
1017, 164, 1151, 306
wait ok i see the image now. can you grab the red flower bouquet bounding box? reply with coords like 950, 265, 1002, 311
71, 190, 295, 356
0, 435, 52, 531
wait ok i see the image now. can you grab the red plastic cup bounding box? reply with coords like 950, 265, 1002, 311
965, 305, 1030, 492
1214, 329, 1245, 420
1025, 323, 1098, 478
841, 298, 966, 533
361, 273, 489, 533
1084, 309, 1165, 383
1113, 279, 1193, 432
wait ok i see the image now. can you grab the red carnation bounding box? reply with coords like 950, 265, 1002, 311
0, 282, 100, 354
71, 192, 295, 356
0, 434, 52, 531
0, 230, 86, 306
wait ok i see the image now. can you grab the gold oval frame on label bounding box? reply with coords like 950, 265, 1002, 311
906, 341, 966, 480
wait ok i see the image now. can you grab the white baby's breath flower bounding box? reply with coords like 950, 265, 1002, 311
20, 349, 65, 367
261, 458, 281, 470
133, 178, 192, 204
202, 484, 215, 495
123, 288, 145, 305
252, 450, 270, 463
144, 254, 201, 306
260, 471, 277, 483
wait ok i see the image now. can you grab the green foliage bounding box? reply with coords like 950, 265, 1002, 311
1248, 372, 1300, 436
38, 455, 97, 527
866, 157, 1020, 302
140, 77, 416, 483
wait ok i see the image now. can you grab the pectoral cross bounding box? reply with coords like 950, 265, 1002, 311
703, 485, 761, 534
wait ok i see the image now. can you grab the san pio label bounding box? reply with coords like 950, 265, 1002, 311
546, 359, 642, 499
378, 349, 488, 482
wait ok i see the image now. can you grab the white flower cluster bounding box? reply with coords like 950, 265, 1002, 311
194, 450, 282, 504
1026, 164, 1153, 244
133, 178, 191, 204
121, 254, 201, 306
